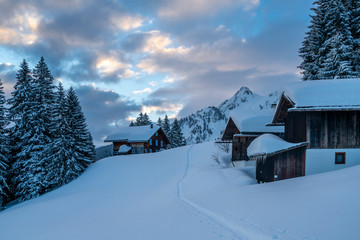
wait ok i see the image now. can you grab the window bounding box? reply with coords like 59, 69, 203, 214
132, 149, 135, 153
335, 152, 346, 164
161, 141, 163, 147
156, 132, 158, 136
150, 139, 152, 145
150, 149, 152, 153
145, 149, 147, 153
156, 140, 158, 146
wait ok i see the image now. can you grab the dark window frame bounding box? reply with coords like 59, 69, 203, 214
335, 152, 346, 164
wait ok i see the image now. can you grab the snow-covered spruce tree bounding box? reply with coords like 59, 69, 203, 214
7, 60, 38, 201
346, 0, 360, 76
42, 82, 70, 189
162, 115, 170, 136
64, 87, 95, 183
134, 112, 152, 126
322, 0, 355, 78
0, 79, 9, 208
169, 118, 186, 148
143, 113, 152, 125
13, 57, 56, 200
299, 0, 358, 79
299, 0, 328, 80
157, 117, 162, 126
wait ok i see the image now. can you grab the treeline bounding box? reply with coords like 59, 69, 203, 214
299, 0, 360, 80
0, 57, 95, 209
130, 112, 186, 148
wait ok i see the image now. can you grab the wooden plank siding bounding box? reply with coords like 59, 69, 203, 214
221, 118, 240, 141
287, 110, 360, 148
232, 135, 257, 161
285, 111, 307, 143
272, 94, 295, 125
308, 111, 360, 149
256, 146, 306, 183
146, 130, 169, 153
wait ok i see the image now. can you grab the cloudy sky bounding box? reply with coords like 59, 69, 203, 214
0, 0, 314, 146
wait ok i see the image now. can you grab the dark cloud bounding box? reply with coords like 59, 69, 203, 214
121, 32, 148, 53
74, 85, 141, 146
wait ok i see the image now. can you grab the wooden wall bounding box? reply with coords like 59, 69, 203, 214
222, 118, 240, 141
286, 110, 360, 148
232, 135, 257, 161
145, 130, 169, 153
256, 146, 306, 183
307, 111, 360, 149
285, 111, 307, 143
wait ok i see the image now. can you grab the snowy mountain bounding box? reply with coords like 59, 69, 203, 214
179, 87, 282, 144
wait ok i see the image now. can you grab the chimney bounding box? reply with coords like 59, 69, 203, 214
150, 123, 153, 128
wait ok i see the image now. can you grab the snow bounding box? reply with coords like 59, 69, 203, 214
247, 134, 307, 157
1, 142, 360, 240
229, 112, 284, 134
283, 78, 360, 109
118, 144, 132, 153
104, 125, 160, 142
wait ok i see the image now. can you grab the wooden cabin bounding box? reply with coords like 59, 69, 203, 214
221, 112, 284, 162
248, 134, 307, 183
249, 79, 360, 181
104, 124, 170, 155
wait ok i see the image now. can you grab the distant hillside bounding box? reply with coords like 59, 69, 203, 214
179, 87, 282, 144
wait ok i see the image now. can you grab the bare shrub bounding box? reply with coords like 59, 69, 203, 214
215, 141, 231, 153
212, 153, 220, 164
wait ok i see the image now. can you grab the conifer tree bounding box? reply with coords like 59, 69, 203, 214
347, 0, 360, 76
42, 82, 70, 188
134, 112, 152, 126
143, 113, 152, 125
299, 0, 327, 80
0, 79, 9, 207
162, 115, 170, 136
129, 121, 135, 127
7, 59, 41, 201
135, 112, 144, 126
299, 0, 359, 79
169, 118, 186, 148
157, 117, 162, 126
322, 0, 355, 78
64, 87, 95, 182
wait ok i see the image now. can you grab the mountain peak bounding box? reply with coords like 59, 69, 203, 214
218, 86, 256, 112
237, 86, 253, 96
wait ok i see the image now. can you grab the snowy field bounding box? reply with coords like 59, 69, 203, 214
0, 142, 360, 240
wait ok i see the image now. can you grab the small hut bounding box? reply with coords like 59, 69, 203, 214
247, 134, 308, 183
104, 125, 170, 155
221, 112, 284, 162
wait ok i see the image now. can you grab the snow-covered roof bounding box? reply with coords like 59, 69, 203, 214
282, 78, 360, 110
229, 111, 284, 133
104, 125, 161, 142
247, 134, 307, 158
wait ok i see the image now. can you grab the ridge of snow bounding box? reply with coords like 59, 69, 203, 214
247, 134, 307, 157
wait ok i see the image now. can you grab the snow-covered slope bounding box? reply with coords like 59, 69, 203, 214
179, 87, 281, 144
1, 142, 359, 240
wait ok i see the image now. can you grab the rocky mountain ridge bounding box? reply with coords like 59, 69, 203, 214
179, 87, 281, 144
